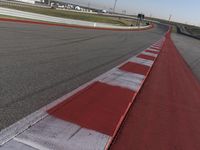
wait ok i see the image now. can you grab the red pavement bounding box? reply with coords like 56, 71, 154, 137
145, 49, 160, 54
137, 54, 156, 61
48, 82, 135, 136
120, 62, 150, 76
110, 32, 200, 149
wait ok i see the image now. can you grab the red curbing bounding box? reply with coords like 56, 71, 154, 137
120, 62, 150, 76
46, 36, 165, 149
137, 54, 156, 61
0, 17, 154, 31
48, 81, 135, 136
104, 37, 165, 150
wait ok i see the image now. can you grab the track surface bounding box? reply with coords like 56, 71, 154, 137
172, 33, 200, 81
0, 21, 167, 130
110, 31, 200, 150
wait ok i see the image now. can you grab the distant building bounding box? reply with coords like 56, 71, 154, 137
16, 0, 44, 4
75, 6, 81, 11
15, 0, 99, 13
101, 9, 107, 13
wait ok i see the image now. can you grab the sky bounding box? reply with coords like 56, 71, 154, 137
64, 0, 200, 26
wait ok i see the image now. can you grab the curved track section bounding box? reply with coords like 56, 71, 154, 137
0, 21, 168, 131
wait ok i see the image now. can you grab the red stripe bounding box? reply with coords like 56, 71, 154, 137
48, 81, 135, 136
120, 62, 150, 76
137, 54, 156, 61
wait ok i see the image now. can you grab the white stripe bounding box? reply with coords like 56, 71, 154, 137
0, 140, 36, 150
154, 40, 163, 45
152, 44, 162, 47
100, 69, 145, 92
152, 44, 161, 48
153, 42, 162, 45
129, 57, 154, 67
1, 116, 110, 150
146, 48, 160, 52
141, 51, 158, 57
150, 46, 161, 50
154, 41, 163, 45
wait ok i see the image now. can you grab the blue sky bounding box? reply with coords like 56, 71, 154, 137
64, 0, 200, 26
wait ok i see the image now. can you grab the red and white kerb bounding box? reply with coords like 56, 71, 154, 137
0, 37, 166, 150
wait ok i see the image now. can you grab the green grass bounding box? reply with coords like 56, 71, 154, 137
0, 2, 136, 26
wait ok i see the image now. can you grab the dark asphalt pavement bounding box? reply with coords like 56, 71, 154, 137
0, 21, 168, 130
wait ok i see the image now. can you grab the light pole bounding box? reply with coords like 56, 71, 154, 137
169, 14, 172, 22
88, 0, 91, 8
113, 0, 117, 13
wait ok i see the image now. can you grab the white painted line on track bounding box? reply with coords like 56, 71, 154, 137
100, 69, 145, 92
0, 140, 37, 150
128, 57, 154, 67
141, 51, 158, 57
150, 45, 162, 50
152, 45, 161, 48
146, 48, 160, 52
6, 116, 109, 150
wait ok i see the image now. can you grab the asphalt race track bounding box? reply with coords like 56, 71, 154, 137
0, 21, 168, 130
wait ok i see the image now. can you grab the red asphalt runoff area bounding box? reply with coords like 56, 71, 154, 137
110, 31, 200, 149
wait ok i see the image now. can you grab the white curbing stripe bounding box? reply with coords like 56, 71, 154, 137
0, 140, 36, 150
100, 69, 145, 92
146, 48, 160, 52
152, 45, 161, 48
150, 39, 165, 49
141, 51, 158, 57
128, 57, 154, 67
2, 116, 110, 150
150, 45, 162, 50
152, 43, 162, 46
